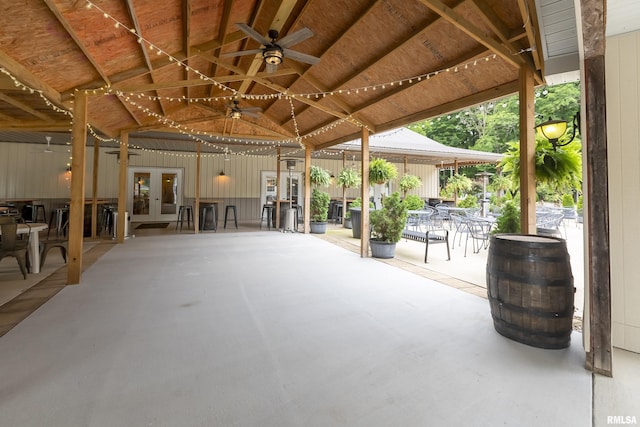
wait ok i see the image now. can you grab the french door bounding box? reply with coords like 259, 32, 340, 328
128, 167, 183, 222
260, 170, 303, 210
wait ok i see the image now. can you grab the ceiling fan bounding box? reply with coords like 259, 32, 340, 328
223, 23, 320, 73
33, 136, 67, 154
227, 99, 262, 119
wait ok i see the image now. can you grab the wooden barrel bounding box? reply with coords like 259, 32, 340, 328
486, 234, 575, 349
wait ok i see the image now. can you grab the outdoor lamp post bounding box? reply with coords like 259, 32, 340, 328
535, 112, 580, 150
475, 172, 493, 217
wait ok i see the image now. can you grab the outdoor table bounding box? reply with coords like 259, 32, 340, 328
0, 222, 48, 274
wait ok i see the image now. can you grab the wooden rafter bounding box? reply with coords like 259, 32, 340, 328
183, 0, 192, 101
517, 0, 544, 73
0, 93, 53, 122
279, 0, 467, 126
208, 0, 235, 98
124, 0, 167, 116
418, 0, 525, 69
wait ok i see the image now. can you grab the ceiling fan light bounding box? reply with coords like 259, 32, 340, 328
263, 47, 283, 65
230, 110, 242, 119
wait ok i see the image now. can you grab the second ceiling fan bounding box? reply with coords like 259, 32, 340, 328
224, 23, 320, 73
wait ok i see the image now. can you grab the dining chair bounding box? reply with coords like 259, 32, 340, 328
39, 219, 68, 270
0, 216, 30, 279
464, 218, 493, 256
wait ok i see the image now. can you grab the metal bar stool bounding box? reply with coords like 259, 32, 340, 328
261, 205, 274, 230
200, 204, 217, 231
48, 207, 69, 237
224, 205, 238, 229
176, 205, 193, 231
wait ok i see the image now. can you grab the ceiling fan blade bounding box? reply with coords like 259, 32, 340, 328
235, 23, 270, 46
240, 107, 262, 113
222, 49, 263, 58
283, 48, 320, 65
265, 62, 278, 73
243, 111, 261, 119
277, 27, 314, 48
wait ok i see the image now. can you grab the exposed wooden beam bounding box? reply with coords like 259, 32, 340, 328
418, 0, 525, 69
0, 93, 53, 122
208, 0, 235, 98
0, 51, 64, 106
517, 0, 544, 73
183, 0, 192, 102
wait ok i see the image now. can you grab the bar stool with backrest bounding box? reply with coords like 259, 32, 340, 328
261, 197, 275, 230
48, 206, 69, 237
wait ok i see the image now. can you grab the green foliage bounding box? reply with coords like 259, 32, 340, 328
398, 174, 422, 196
577, 194, 583, 210
441, 174, 473, 198
561, 193, 575, 207
369, 158, 398, 184
403, 194, 424, 210
493, 200, 521, 234
310, 188, 330, 222
336, 167, 361, 189
309, 165, 331, 188
370, 192, 408, 243
457, 195, 478, 208
500, 138, 582, 197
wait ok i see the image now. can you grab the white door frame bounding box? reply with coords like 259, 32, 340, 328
128, 167, 183, 222
260, 170, 303, 210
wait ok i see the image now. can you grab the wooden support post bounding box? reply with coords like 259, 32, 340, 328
342, 153, 347, 226
304, 147, 311, 233
360, 128, 370, 258
194, 143, 200, 233
581, 0, 612, 376
116, 133, 128, 243
276, 147, 281, 230
519, 65, 536, 234
67, 91, 87, 285
91, 137, 99, 239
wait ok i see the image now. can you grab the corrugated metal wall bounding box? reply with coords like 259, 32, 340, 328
0, 142, 440, 220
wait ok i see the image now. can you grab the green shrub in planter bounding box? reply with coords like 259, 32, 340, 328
311, 188, 330, 222
492, 200, 521, 234
370, 192, 408, 243
403, 194, 424, 210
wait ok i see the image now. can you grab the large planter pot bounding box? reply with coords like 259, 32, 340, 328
343, 218, 352, 229
310, 221, 327, 234
370, 239, 396, 259
486, 234, 574, 349
350, 208, 362, 238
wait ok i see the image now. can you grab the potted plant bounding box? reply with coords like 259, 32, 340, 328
492, 200, 521, 234
337, 167, 361, 228
368, 158, 398, 184
399, 174, 422, 197
349, 197, 374, 238
403, 194, 424, 211
309, 165, 331, 234
369, 191, 408, 258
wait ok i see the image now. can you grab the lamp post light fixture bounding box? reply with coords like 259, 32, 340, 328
535, 112, 580, 150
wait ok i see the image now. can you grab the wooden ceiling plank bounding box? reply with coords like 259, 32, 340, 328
124, 0, 168, 116
280, 0, 467, 126
0, 121, 72, 131
0, 51, 64, 107
208, 0, 235, 98
469, 0, 513, 45
183, 0, 192, 101
418, 0, 524, 69
0, 93, 53, 122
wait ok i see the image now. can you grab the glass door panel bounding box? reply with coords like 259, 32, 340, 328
129, 168, 183, 222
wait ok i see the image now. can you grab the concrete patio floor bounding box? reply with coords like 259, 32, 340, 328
0, 224, 638, 426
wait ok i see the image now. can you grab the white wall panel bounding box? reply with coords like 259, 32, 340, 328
606, 30, 640, 352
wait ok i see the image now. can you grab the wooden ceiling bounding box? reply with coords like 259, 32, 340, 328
0, 0, 544, 157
